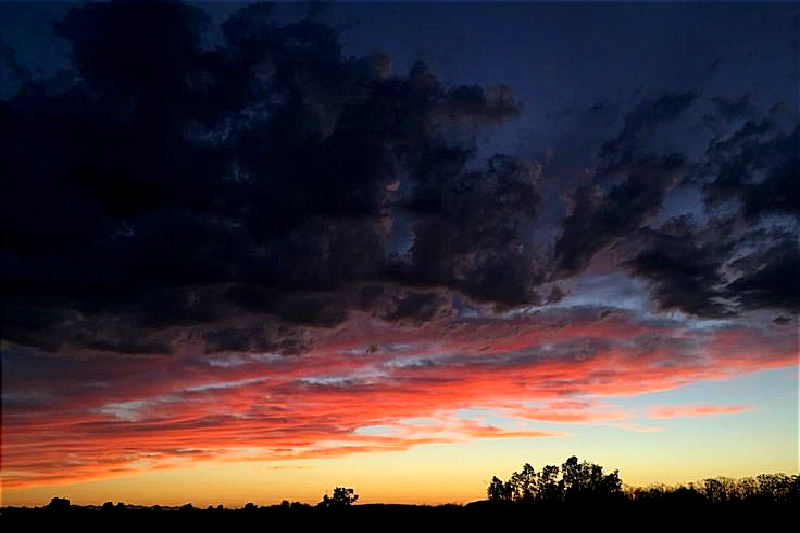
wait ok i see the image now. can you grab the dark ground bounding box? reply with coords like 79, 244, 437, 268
1, 499, 795, 532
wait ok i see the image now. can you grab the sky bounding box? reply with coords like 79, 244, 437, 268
1, 1, 798, 507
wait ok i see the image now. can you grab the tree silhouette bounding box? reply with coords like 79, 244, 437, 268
487, 476, 510, 501
503, 463, 537, 501
490, 456, 624, 503
319, 487, 359, 507
538, 464, 561, 501
47, 497, 70, 511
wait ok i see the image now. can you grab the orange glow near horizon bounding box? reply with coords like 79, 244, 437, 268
2, 307, 797, 506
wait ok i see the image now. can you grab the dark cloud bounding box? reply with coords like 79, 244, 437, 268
551, 94, 797, 321
741, 153, 800, 218
624, 216, 734, 318
549, 92, 701, 278
1, 1, 797, 358
0, 41, 30, 84
0, 1, 535, 354
400, 154, 543, 307
725, 235, 800, 313
598, 92, 695, 171
703, 111, 799, 219
438, 84, 522, 125
201, 321, 310, 355
627, 217, 799, 318
710, 94, 755, 121
379, 290, 452, 324
554, 154, 687, 276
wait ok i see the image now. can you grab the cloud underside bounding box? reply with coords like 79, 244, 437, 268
3, 307, 793, 488
1, 1, 798, 489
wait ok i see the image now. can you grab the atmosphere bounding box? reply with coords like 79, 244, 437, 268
1, 1, 798, 507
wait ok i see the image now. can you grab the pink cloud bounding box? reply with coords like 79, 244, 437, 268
614, 423, 664, 433
649, 404, 754, 419
511, 401, 630, 423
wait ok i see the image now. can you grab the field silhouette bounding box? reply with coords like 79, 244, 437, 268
2, 456, 796, 531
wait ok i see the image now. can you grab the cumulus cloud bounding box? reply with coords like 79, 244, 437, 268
1, 1, 539, 354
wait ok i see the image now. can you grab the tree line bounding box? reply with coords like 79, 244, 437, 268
627, 473, 799, 503
487, 456, 799, 504
24, 457, 800, 514
487, 456, 622, 502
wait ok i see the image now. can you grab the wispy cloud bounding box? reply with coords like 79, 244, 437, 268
649, 404, 753, 420
1, 306, 793, 489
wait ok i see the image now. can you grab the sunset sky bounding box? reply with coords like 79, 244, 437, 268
1, 1, 798, 507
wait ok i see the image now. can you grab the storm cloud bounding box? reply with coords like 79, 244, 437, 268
1, 1, 539, 354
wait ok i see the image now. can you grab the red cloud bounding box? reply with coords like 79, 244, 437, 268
1, 308, 796, 489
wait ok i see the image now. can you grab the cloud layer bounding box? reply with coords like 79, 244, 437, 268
3, 306, 796, 488
1, 1, 797, 490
